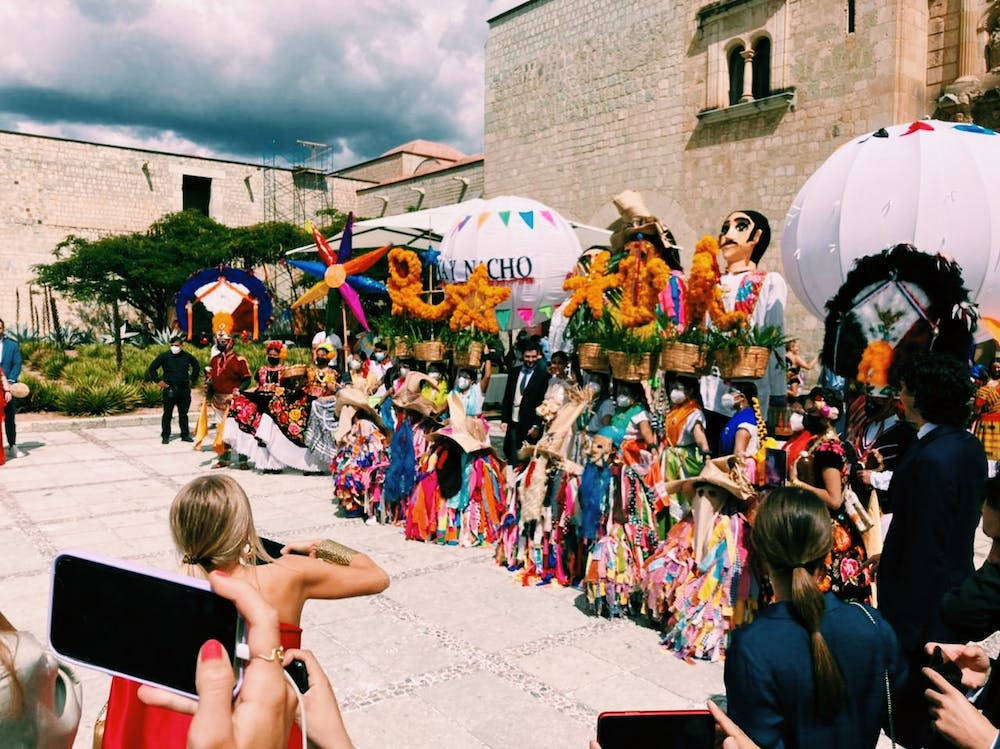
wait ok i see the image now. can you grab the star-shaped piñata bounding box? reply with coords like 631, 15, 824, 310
445, 265, 511, 333
561, 251, 619, 319
288, 213, 389, 331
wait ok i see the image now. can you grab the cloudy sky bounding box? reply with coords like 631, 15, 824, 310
0, 0, 523, 167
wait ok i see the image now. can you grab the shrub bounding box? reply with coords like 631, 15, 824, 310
17, 374, 65, 412
63, 358, 115, 386
79, 344, 113, 359
140, 382, 164, 407
41, 352, 71, 379
61, 380, 141, 416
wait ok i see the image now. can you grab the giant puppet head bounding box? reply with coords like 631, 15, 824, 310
719, 210, 771, 273
611, 190, 683, 272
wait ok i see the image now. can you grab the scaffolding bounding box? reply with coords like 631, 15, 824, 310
261, 140, 336, 227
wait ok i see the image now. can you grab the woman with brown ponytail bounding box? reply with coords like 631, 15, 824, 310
723, 487, 905, 748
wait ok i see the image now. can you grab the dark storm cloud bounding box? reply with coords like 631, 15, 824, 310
0, 0, 491, 164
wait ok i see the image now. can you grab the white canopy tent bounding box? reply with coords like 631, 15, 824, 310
285, 200, 611, 257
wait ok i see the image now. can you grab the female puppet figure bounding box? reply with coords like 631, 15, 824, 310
330, 388, 391, 521
642, 456, 757, 661
383, 372, 444, 523
405, 393, 505, 547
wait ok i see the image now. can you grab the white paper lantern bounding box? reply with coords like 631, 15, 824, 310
438, 196, 582, 329
782, 120, 1000, 335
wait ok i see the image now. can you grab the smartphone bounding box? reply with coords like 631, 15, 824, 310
765, 447, 787, 487
49, 550, 246, 700
928, 646, 965, 692
258, 536, 309, 564
597, 710, 717, 749
285, 658, 310, 693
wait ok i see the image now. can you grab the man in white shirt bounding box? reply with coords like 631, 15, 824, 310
500, 341, 550, 462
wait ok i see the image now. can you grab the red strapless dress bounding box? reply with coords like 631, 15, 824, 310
102, 622, 303, 748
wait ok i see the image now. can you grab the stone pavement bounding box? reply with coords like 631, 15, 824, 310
0, 423, 729, 749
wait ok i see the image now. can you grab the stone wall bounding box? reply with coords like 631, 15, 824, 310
0, 130, 329, 328
485, 0, 934, 348
357, 160, 485, 217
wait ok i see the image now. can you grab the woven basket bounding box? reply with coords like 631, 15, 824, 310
392, 340, 412, 359
281, 364, 308, 381
413, 340, 447, 362
577, 342, 609, 372
453, 341, 484, 368
713, 346, 771, 379
606, 351, 658, 382
660, 341, 708, 375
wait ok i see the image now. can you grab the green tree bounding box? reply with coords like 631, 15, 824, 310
34, 211, 335, 329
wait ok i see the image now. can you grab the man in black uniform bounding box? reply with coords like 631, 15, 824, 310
147, 334, 200, 444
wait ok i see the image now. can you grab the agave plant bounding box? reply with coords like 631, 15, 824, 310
10, 325, 41, 342
53, 326, 94, 348
61, 379, 141, 416
99, 323, 142, 347
149, 327, 179, 346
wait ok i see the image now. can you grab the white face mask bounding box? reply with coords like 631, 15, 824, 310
170, 345, 181, 355
349, 359, 361, 371
374, 352, 386, 362
669, 388, 687, 405
456, 376, 471, 391
721, 392, 737, 410
429, 372, 442, 383
615, 394, 633, 408
399, 367, 410, 378
789, 412, 805, 432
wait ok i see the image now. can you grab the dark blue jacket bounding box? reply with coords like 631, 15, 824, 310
726, 594, 906, 749
0, 336, 22, 382
879, 425, 987, 653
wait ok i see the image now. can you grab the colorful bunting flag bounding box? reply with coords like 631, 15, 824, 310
538, 304, 553, 319
540, 210, 556, 227
517, 307, 534, 326
496, 309, 511, 329
456, 215, 471, 233
477, 212, 491, 229
519, 211, 534, 229
498, 210, 511, 226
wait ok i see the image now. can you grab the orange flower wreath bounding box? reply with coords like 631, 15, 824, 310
387, 248, 453, 322
618, 247, 670, 328
686, 235, 747, 332
444, 264, 511, 333
561, 250, 620, 319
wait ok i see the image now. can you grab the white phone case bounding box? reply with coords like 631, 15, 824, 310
48, 549, 246, 700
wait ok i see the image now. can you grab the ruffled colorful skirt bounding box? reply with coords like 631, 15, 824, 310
332, 421, 389, 518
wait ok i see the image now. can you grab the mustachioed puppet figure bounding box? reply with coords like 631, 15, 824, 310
701, 209, 787, 421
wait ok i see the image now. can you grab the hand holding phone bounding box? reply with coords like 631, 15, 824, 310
597, 710, 718, 749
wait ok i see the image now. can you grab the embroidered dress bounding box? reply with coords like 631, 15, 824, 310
332, 420, 389, 518
795, 435, 872, 602
973, 385, 1000, 460
658, 402, 707, 528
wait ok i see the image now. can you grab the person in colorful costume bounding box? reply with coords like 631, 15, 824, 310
641, 456, 757, 661
406, 392, 506, 546
658, 377, 710, 534
496, 391, 590, 584
196, 324, 252, 469
973, 367, 1000, 462
228, 339, 286, 438
451, 355, 492, 420
383, 372, 443, 523
331, 388, 391, 521
701, 210, 787, 438
718, 381, 768, 484
787, 388, 872, 602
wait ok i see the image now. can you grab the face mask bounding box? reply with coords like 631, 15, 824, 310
429, 372, 442, 383
456, 376, 471, 391
802, 414, 826, 434
399, 367, 410, 378
863, 399, 885, 418
349, 359, 362, 371
788, 412, 805, 432
374, 352, 386, 362
670, 388, 686, 405
315, 358, 329, 368
616, 394, 633, 408
170, 345, 181, 355
721, 393, 737, 410
267, 356, 280, 365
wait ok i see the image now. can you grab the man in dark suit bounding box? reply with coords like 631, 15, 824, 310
501, 339, 550, 463
874, 353, 987, 748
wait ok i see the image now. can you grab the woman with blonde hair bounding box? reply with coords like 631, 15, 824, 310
101, 474, 389, 748
722, 487, 905, 748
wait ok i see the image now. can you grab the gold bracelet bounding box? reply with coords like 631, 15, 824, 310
253, 645, 285, 663
315, 539, 357, 566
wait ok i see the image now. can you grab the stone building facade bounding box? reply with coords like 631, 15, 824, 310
484, 0, 986, 341
0, 132, 484, 328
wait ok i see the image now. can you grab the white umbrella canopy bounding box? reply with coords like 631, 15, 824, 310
782, 120, 1000, 333
438, 195, 585, 329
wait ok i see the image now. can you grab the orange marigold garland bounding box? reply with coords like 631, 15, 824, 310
387, 248, 453, 322
856, 340, 894, 388
685, 235, 747, 332
562, 251, 620, 319
618, 250, 670, 328
445, 264, 511, 333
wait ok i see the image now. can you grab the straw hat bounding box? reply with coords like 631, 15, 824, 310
609, 189, 680, 255
518, 387, 592, 474
333, 387, 388, 441
664, 455, 757, 502
9, 382, 29, 399
429, 392, 493, 454
391, 371, 441, 418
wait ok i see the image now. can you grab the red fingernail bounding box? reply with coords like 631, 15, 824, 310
200, 640, 224, 661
